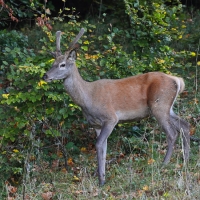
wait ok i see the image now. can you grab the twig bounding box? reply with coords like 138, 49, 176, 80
54, 136, 68, 170
42, 121, 68, 170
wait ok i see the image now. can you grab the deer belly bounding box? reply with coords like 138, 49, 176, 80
116, 108, 149, 122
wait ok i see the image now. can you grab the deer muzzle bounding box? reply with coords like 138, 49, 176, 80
42, 74, 52, 82
42, 74, 48, 80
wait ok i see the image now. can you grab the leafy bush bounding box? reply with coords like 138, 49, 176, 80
123, 0, 184, 71
0, 28, 76, 182
0, 30, 35, 96
0, 0, 195, 187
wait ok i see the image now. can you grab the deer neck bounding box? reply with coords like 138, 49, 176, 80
63, 65, 89, 107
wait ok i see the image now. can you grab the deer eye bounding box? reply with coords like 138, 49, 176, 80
60, 63, 66, 68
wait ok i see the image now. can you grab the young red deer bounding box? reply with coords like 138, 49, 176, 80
43, 28, 190, 186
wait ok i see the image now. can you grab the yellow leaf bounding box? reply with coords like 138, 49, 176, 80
13, 149, 19, 153
80, 147, 87, 152
83, 40, 89, 44
2, 94, 9, 99
85, 53, 90, 59
142, 185, 149, 191
190, 52, 196, 57
38, 80, 47, 87
73, 175, 80, 181
61, 168, 67, 173
163, 192, 169, 197
112, 46, 117, 51
178, 35, 182, 39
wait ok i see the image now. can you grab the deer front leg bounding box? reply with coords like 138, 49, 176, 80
95, 121, 116, 186
95, 129, 107, 182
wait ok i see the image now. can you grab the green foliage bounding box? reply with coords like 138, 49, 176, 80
0, 30, 33, 66
0, 30, 35, 96
0, 28, 82, 182
123, 0, 184, 71
0, 0, 199, 193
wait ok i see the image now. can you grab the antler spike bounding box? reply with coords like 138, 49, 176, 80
56, 31, 62, 57
68, 28, 85, 51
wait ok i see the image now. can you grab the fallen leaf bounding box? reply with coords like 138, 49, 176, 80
7, 197, 15, 200
57, 150, 63, 158
190, 127, 196, 135
142, 185, 149, 191
73, 175, 80, 182
24, 194, 31, 200
51, 159, 59, 169
137, 189, 144, 197
80, 147, 87, 152
119, 152, 125, 158
41, 191, 54, 200
8, 186, 17, 193
148, 158, 155, 165
61, 168, 67, 173
67, 158, 74, 166
74, 190, 83, 195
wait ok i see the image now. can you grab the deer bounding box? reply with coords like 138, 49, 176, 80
43, 28, 190, 186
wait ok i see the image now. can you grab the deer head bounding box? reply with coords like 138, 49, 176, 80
43, 28, 85, 82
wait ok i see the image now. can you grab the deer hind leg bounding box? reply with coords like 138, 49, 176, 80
150, 106, 179, 164
159, 117, 179, 164
170, 111, 190, 162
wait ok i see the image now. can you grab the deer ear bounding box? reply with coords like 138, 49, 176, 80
68, 50, 77, 61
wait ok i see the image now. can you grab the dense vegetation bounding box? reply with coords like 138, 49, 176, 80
0, 0, 200, 199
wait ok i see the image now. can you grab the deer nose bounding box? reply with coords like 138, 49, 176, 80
42, 74, 48, 80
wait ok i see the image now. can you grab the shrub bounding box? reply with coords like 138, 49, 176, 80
0, 0, 192, 186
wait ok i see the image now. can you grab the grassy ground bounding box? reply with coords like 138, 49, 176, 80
2, 79, 200, 199
3, 139, 200, 199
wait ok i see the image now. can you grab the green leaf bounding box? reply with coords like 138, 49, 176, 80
81, 46, 88, 51
5, 47, 11, 52
2, 61, 8, 65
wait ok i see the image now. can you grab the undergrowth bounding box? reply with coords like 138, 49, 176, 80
0, 1, 200, 199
